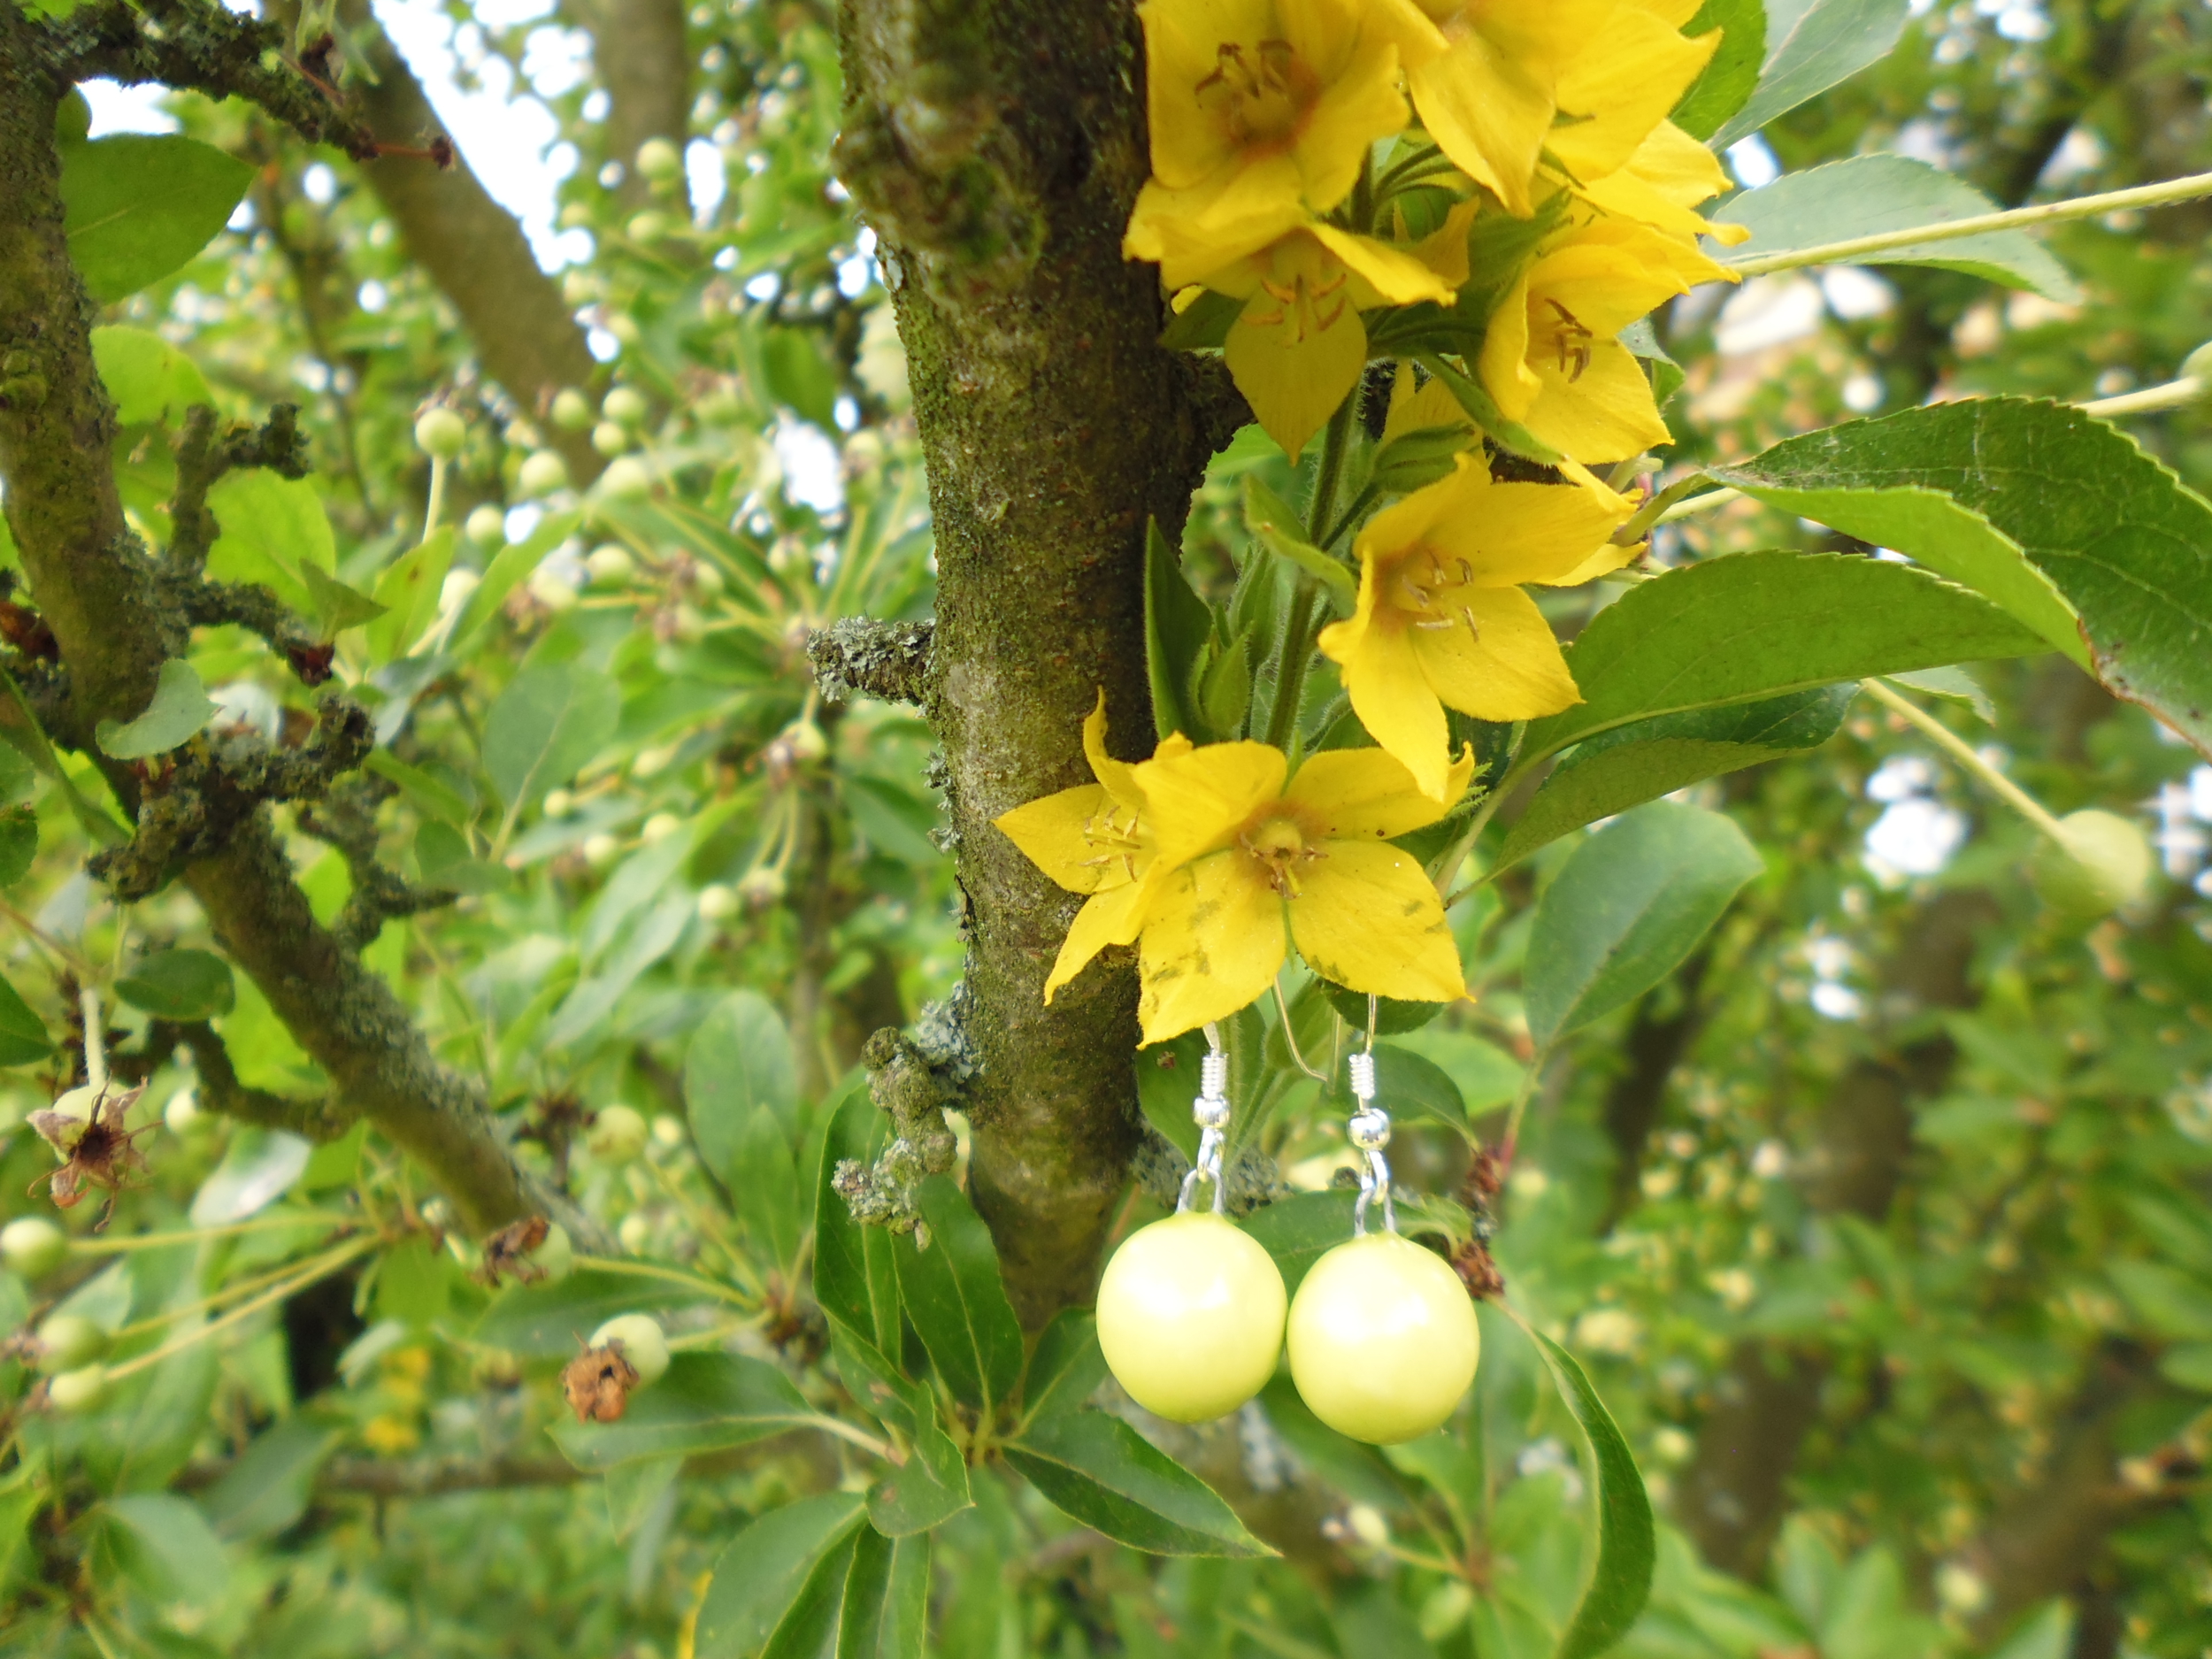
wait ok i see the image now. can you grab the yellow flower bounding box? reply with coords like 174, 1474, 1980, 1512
1477, 211, 1730, 464
1572, 121, 1749, 245
1397, 0, 1718, 219
995, 695, 1192, 1002
1317, 453, 1633, 798
997, 722, 1472, 1042
1213, 226, 1455, 459
1125, 0, 1423, 272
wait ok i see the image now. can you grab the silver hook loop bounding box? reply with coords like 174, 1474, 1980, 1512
1346, 1044, 1395, 1235
1177, 1025, 1232, 1216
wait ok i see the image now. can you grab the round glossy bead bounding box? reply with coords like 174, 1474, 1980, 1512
1348, 1110, 1391, 1150
1194, 1096, 1231, 1131
1096, 1212, 1286, 1424
1287, 1233, 1479, 1444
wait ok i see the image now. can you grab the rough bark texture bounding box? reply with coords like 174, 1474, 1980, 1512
835, 0, 1239, 1323
0, 1, 576, 1242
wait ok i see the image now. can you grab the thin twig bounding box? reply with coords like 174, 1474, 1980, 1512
1860, 677, 2070, 842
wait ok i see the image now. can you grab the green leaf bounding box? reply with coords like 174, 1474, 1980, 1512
1020, 1308, 1110, 1425
2109, 1260, 2212, 1340
549, 1353, 817, 1470
1239, 1190, 1359, 1299
415, 820, 512, 895
1147, 518, 1215, 743
188, 1128, 311, 1225
367, 749, 472, 827
96, 657, 218, 759
59, 135, 252, 302
95, 1494, 231, 1608
300, 563, 389, 640
733, 1106, 804, 1273
1194, 631, 1253, 741
1366, 1045, 1466, 1129
1530, 1333, 1656, 1659
1003, 1411, 1274, 1558
1498, 687, 1856, 867
0, 806, 38, 887
1711, 399, 2212, 755
893, 1176, 1024, 1419
1711, 0, 1910, 149
866, 1390, 972, 1536
200, 1420, 339, 1543
836, 1529, 929, 1659
764, 1530, 861, 1659
93, 326, 213, 426
473, 1268, 712, 1360
1671, 0, 1764, 141
814, 1086, 902, 1358
482, 662, 622, 812
204, 470, 336, 616
1514, 551, 2049, 776
1242, 476, 1356, 603
115, 949, 236, 1021
1370, 422, 1478, 496
687, 989, 801, 1181
449, 510, 583, 655
694, 1492, 867, 1659
1719, 156, 2080, 301
0, 975, 56, 1066
1160, 288, 1242, 351
1525, 803, 1763, 1049
366, 527, 457, 664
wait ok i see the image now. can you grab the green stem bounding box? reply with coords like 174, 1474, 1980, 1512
2080, 374, 2207, 418
423, 454, 449, 540
105, 1235, 379, 1382
1317, 482, 1379, 551
1498, 1051, 1548, 1170
573, 1253, 756, 1308
1726, 168, 2212, 277
1264, 403, 1356, 749
1859, 677, 2070, 842
71, 1212, 354, 1251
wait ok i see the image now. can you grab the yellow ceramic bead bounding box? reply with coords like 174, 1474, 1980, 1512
1287, 1232, 1479, 1444
1096, 1212, 1287, 1423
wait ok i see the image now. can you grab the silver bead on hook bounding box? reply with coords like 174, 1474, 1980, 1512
1178, 1040, 1231, 1216
1346, 1048, 1396, 1236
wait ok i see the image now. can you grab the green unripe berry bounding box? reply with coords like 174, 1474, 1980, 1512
2031, 809, 2154, 918
581, 832, 622, 868
591, 421, 631, 457
1, 1217, 67, 1279
35, 1314, 108, 1373
164, 1087, 201, 1135
626, 211, 671, 243
531, 1223, 575, 1286
586, 544, 635, 584
602, 387, 649, 427
414, 406, 467, 460
549, 388, 595, 432
517, 450, 570, 498
634, 137, 683, 181
599, 457, 652, 500
465, 503, 509, 548
696, 882, 740, 921
589, 1313, 670, 1386
47, 1363, 110, 1415
587, 1103, 649, 1164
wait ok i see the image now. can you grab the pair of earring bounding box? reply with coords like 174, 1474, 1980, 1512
1095, 1013, 1480, 1446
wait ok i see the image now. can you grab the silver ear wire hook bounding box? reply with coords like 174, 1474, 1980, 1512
1177, 1022, 1231, 1217
1348, 995, 1394, 1236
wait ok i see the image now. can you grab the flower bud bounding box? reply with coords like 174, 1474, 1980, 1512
414, 406, 467, 460
641, 812, 682, 846
696, 882, 741, 921
1, 1217, 67, 1279
36, 1313, 108, 1373
47, 1363, 109, 1415
587, 1103, 649, 1164
2031, 809, 2154, 918
586, 544, 636, 584
599, 457, 652, 500
634, 138, 683, 182
589, 1313, 671, 1386
591, 421, 631, 457
549, 388, 595, 433
465, 503, 509, 549
517, 450, 570, 499
164, 1087, 200, 1135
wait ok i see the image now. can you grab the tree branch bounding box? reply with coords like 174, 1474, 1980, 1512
809, 617, 933, 705
565, 0, 692, 207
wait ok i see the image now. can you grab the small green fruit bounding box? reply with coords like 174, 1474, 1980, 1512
549, 388, 595, 432
587, 1103, 649, 1164
164, 1087, 201, 1135
599, 457, 652, 499
591, 421, 631, 457
414, 406, 467, 460
634, 138, 683, 181
47, 1363, 109, 1415
696, 883, 741, 921
465, 503, 509, 548
2031, 809, 2154, 918
516, 450, 570, 498
35, 1313, 108, 1373
531, 1223, 575, 1286
589, 1313, 670, 1386
626, 211, 671, 243
1, 1217, 67, 1279
641, 812, 682, 846
581, 832, 622, 868
586, 544, 635, 584
602, 387, 649, 427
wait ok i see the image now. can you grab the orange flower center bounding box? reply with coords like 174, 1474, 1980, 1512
1194, 39, 1317, 152
1079, 803, 1146, 883
1534, 296, 1595, 381
1240, 810, 1325, 896
1391, 545, 1483, 640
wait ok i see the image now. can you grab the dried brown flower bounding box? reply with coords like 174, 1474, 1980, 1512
561, 1340, 640, 1424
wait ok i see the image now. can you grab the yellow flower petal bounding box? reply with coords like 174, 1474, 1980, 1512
1547, 6, 1717, 184
995, 783, 1120, 895
1408, 585, 1582, 721
1045, 882, 1152, 1002
1124, 171, 1310, 289
1134, 738, 1287, 864
1137, 851, 1289, 1043
1285, 746, 1473, 835
1408, 35, 1552, 215
1423, 469, 1633, 587
1223, 238, 1370, 461
1381, 360, 1474, 447
1548, 537, 1641, 587
1325, 596, 1455, 801
1520, 335, 1673, 464
1306, 222, 1456, 307
1289, 841, 1465, 1002
1477, 267, 1540, 422
1577, 121, 1747, 244
1286, 27, 1409, 211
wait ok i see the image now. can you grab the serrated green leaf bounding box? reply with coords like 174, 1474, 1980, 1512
1147, 518, 1214, 743
204, 470, 336, 616
695, 1493, 867, 1659
367, 527, 457, 665
894, 1176, 1024, 1418
1712, 0, 1909, 149
449, 510, 584, 656
1528, 1332, 1656, 1659
1712, 399, 2212, 755
200, 1420, 339, 1543
1004, 1411, 1274, 1558
365, 749, 472, 827
550, 1354, 817, 1470
92, 326, 213, 426
1514, 552, 2049, 778
1498, 687, 1855, 866
96, 1494, 230, 1609
115, 949, 235, 1021
1240, 1190, 1360, 1298
865, 1389, 971, 1536
1525, 803, 1763, 1049
414, 820, 511, 895
1671, 0, 1764, 141
96, 657, 218, 759
733, 1106, 804, 1273
60, 135, 252, 302
1719, 156, 2080, 300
